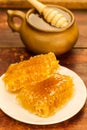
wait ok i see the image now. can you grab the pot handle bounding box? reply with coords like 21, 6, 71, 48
7, 10, 25, 32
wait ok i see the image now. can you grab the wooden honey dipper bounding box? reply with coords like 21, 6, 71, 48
27, 0, 69, 28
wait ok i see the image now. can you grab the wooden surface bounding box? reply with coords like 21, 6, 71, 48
0, 0, 87, 9
0, 9, 87, 130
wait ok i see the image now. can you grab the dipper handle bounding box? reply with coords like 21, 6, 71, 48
27, 0, 46, 14
27, 0, 68, 28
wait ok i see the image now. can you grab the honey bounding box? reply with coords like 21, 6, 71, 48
3, 52, 59, 92
17, 73, 74, 117
3, 52, 74, 117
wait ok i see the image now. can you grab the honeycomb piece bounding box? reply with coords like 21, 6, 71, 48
17, 73, 74, 117
3, 52, 59, 92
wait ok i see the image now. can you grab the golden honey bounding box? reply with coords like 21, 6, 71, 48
17, 73, 74, 117
3, 52, 59, 92
3, 52, 74, 117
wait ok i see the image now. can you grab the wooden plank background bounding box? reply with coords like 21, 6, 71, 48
0, 0, 87, 9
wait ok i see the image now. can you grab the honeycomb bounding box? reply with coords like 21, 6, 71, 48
3, 52, 74, 117
3, 52, 59, 92
17, 73, 74, 117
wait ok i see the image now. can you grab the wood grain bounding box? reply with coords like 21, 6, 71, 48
0, 0, 87, 9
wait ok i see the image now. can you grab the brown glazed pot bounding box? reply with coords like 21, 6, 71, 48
7, 5, 79, 55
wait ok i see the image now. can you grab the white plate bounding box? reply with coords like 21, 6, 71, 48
0, 66, 87, 125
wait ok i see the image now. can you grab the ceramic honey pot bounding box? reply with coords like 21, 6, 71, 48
7, 5, 79, 55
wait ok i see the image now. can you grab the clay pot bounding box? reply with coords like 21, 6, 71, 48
7, 5, 79, 55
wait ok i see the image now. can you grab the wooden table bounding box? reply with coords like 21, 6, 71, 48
0, 9, 87, 130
